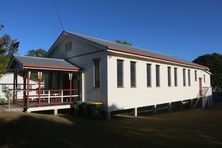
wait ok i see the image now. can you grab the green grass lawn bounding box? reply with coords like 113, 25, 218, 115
1, 104, 222, 148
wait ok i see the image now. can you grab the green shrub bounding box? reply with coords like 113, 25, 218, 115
0, 98, 7, 105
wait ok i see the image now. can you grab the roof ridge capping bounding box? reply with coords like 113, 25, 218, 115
65, 31, 170, 55
64, 31, 208, 70
48, 31, 208, 71
15, 55, 66, 61
66, 31, 173, 56
108, 45, 208, 69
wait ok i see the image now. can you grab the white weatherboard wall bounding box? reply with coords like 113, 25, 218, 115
47, 34, 211, 111
107, 53, 211, 111
49, 35, 103, 59
48, 36, 108, 104
68, 51, 107, 104
0, 73, 38, 100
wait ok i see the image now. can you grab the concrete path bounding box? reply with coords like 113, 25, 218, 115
0, 104, 23, 112
0, 104, 8, 110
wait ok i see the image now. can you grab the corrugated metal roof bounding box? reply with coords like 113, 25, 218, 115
13, 56, 79, 71
65, 31, 207, 70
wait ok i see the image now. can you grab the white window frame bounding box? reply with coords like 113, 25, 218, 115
93, 59, 101, 88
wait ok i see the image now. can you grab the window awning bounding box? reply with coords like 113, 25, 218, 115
7, 55, 80, 72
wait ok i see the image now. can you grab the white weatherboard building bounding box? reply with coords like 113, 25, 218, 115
0, 73, 38, 100
46, 32, 212, 113
7, 31, 212, 116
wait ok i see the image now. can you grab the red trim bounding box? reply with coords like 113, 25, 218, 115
26, 72, 30, 108
38, 78, 41, 107
10, 88, 78, 92
23, 64, 79, 71
199, 78, 202, 96
23, 72, 27, 110
45, 32, 208, 71
69, 78, 72, 103
108, 46, 208, 70
13, 88, 78, 107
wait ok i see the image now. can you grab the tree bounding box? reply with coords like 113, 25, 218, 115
0, 24, 4, 30
26, 48, 47, 82
193, 53, 222, 91
26, 48, 47, 57
0, 25, 20, 77
115, 40, 132, 46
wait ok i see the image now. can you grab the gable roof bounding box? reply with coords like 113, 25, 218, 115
7, 55, 79, 72
47, 31, 208, 70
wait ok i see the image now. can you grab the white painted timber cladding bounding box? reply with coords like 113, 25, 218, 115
0, 73, 39, 100
49, 36, 107, 104
107, 54, 211, 111
48, 34, 212, 111
68, 51, 107, 104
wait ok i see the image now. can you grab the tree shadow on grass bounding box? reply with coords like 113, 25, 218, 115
0, 110, 222, 148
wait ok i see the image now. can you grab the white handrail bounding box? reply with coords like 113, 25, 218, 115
7, 89, 79, 107
61, 90, 63, 103
202, 87, 213, 108
48, 90, 50, 104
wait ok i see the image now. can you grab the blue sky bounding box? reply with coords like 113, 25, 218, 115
0, 0, 222, 61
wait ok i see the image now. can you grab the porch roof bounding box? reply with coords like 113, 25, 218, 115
7, 55, 80, 72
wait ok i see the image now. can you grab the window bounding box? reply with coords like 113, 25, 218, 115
204, 75, 206, 83
130, 61, 136, 87
48, 72, 52, 88
117, 60, 124, 87
183, 69, 186, 86
167, 67, 171, 87
65, 41, 72, 51
93, 59, 100, 88
147, 64, 151, 87
2, 84, 7, 90
195, 70, 197, 81
188, 69, 191, 86
17, 84, 21, 90
17, 84, 22, 92
174, 68, 178, 87
156, 65, 160, 87
2, 84, 8, 93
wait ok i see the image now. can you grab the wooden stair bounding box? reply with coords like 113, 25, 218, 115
193, 87, 210, 108
193, 95, 202, 108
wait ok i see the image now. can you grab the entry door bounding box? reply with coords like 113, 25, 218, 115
62, 73, 78, 94
199, 78, 202, 96
62, 74, 70, 90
